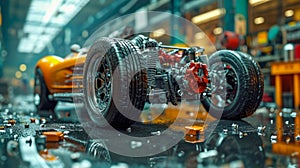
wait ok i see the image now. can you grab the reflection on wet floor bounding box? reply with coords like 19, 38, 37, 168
0, 95, 300, 167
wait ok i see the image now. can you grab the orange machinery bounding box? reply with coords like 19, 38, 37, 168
271, 61, 300, 157
271, 61, 300, 109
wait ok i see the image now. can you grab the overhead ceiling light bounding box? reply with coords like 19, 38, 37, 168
249, 0, 270, 6
213, 27, 223, 35
192, 8, 226, 24
26, 13, 44, 22
28, 34, 39, 40
285, 10, 294, 17
15, 71, 22, 79
23, 24, 44, 33
19, 64, 27, 72
18, 38, 35, 53
30, 0, 49, 12
82, 30, 89, 38
18, 0, 90, 54
34, 45, 46, 54
44, 27, 60, 35
43, 0, 63, 24
254, 17, 264, 25
59, 4, 76, 12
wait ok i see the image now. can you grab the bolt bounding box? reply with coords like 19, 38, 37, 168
80, 160, 92, 168
126, 127, 132, 133
70, 152, 81, 162
30, 118, 36, 123
40, 118, 46, 124
270, 135, 277, 143
5, 124, 12, 128
232, 123, 239, 134
151, 131, 161, 136
24, 124, 29, 128
232, 123, 238, 130
257, 126, 266, 135
25, 138, 32, 146
239, 131, 245, 138
8, 120, 16, 125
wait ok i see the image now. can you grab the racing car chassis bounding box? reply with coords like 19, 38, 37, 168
34, 35, 264, 128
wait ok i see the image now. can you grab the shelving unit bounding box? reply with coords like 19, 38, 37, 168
254, 55, 281, 62
254, 54, 283, 96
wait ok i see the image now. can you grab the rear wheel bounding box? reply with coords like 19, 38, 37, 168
34, 69, 57, 111
83, 38, 147, 128
201, 50, 264, 119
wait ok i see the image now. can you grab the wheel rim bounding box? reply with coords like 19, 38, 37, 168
94, 57, 113, 113
34, 76, 41, 106
209, 63, 238, 108
223, 63, 238, 106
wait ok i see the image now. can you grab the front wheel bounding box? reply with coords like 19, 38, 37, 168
33, 69, 57, 112
201, 50, 264, 119
83, 38, 147, 129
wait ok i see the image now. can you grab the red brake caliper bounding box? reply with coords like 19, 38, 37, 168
185, 62, 209, 93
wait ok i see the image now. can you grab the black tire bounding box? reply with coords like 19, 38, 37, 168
204, 120, 265, 168
33, 69, 57, 111
201, 50, 264, 119
83, 38, 147, 129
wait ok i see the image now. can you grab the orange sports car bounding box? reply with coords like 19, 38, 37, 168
34, 34, 264, 128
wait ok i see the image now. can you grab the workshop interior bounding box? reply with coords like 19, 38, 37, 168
1, 0, 300, 167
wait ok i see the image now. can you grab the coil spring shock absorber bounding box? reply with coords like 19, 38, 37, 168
185, 47, 209, 94
168, 72, 178, 105
145, 45, 159, 87
185, 62, 209, 93
131, 35, 159, 87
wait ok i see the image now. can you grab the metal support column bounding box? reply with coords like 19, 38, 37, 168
223, 0, 248, 34
170, 0, 184, 45
223, 0, 235, 32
